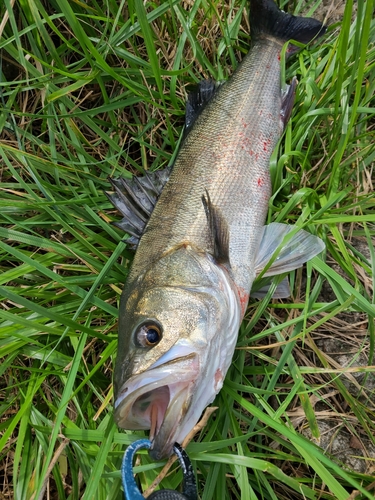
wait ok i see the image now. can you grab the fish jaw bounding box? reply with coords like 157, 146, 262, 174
114, 349, 198, 433
148, 283, 242, 461
114, 331, 232, 459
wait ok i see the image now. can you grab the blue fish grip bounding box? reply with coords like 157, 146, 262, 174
122, 439, 197, 500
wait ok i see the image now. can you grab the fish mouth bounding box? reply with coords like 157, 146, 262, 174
114, 351, 198, 459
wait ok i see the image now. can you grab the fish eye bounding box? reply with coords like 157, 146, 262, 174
135, 321, 163, 348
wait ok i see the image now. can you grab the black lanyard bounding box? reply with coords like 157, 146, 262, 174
122, 439, 198, 500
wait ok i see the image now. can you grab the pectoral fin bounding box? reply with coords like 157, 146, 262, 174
106, 166, 172, 248
254, 222, 324, 277
202, 190, 230, 266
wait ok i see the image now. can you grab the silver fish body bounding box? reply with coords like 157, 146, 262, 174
112, 0, 326, 459
129, 39, 280, 300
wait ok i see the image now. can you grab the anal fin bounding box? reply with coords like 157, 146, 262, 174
281, 77, 297, 129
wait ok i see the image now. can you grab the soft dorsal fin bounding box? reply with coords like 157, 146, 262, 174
106, 166, 172, 248
201, 189, 230, 266
185, 80, 218, 134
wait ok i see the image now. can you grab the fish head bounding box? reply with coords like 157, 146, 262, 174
114, 245, 241, 459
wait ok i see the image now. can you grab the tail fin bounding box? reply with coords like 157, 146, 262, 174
250, 0, 326, 46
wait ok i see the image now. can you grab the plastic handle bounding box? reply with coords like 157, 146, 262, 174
122, 440, 197, 500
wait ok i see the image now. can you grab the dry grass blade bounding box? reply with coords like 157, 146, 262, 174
143, 407, 218, 498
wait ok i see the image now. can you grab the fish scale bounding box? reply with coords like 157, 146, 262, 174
130, 39, 283, 294
110, 0, 326, 460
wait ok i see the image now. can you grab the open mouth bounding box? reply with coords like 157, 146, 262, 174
133, 386, 170, 441
114, 353, 198, 458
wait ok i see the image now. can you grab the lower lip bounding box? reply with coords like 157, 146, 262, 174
149, 446, 169, 461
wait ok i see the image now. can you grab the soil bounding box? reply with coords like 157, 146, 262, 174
305, 0, 357, 24
301, 232, 375, 475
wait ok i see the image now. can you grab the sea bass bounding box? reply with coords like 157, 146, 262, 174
108, 0, 326, 459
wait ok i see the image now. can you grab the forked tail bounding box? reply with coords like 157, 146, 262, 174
250, 0, 326, 47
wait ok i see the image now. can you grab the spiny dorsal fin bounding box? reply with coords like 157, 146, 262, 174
106, 166, 172, 248
201, 189, 230, 266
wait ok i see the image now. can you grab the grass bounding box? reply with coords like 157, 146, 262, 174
0, 0, 374, 498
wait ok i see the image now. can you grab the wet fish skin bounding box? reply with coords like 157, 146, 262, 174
114, 244, 241, 459
112, 0, 326, 459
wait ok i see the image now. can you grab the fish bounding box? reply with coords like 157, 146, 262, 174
107, 0, 326, 460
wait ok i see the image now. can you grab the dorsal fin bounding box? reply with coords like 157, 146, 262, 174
106, 166, 172, 248
185, 80, 218, 134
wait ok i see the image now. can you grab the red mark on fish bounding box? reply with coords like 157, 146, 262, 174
263, 138, 271, 151
214, 368, 223, 391
236, 286, 250, 316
